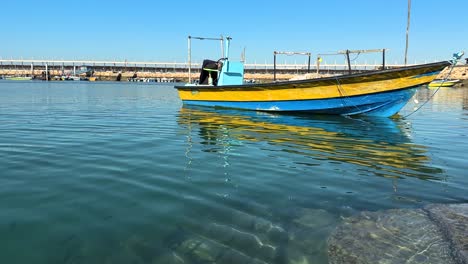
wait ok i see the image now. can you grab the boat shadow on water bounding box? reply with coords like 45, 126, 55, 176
177, 105, 443, 181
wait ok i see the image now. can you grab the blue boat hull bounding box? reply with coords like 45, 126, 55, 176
183, 87, 418, 117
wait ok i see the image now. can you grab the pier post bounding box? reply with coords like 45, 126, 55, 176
382, 49, 386, 69
346, 50, 352, 74
316, 56, 321, 74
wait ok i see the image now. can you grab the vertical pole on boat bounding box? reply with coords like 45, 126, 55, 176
307, 53, 311, 73
225, 37, 231, 59
220, 34, 224, 58
45, 63, 48, 81
273, 51, 277, 81
382, 49, 386, 70
30, 63, 34, 77
241, 47, 246, 63
404, 0, 411, 65
188, 36, 192, 84
346, 50, 352, 74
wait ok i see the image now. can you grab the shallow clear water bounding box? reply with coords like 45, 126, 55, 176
0, 81, 467, 263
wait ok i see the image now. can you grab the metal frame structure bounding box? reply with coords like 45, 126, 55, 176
187, 35, 224, 83
317, 49, 387, 75
273, 51, 311, 81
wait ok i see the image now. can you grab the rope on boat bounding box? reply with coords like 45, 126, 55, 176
403, 52, 464, 118
334, 75, 363, 114
347, 52, 361, 62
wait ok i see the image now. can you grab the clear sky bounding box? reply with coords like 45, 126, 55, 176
1, 0, 467, 65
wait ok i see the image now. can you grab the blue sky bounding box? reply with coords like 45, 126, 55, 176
1, 0, 466, 65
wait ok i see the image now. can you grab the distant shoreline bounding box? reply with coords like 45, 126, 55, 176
1, 65, 467, 82
437, 65, 468, 80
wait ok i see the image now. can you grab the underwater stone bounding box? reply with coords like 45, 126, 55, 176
203, 223, 277, 262
217, 248, 269, 264
124, 235, 157, 263
229, 209, 256, 230
228, 208, 287, 244
254, 217, 288, 243
425, 203, 468, 263
327, 208, 455, 264
151, 251, 186, 264
292, 208, 337, 230
176, 234, 269, 264
285, 208, 338, 264
204, 223, 236, 245
177, 237, 224, 262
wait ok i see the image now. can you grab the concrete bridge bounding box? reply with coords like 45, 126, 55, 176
0, 58, 415, 82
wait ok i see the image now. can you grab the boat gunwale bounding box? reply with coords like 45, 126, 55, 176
175, 61, 450, 91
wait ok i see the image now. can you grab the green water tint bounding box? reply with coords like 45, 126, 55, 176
0, 82, 467, 263
328, 203, 468, 263
102, 203, 339, 263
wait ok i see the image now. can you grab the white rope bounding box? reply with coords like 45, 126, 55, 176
403, 53, 464, 118
335, 75, 363, 114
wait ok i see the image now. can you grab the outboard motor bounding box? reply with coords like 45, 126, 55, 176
199, 59, 219, 85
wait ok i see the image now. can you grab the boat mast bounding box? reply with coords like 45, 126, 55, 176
188, 36, 191, 83
404, 0, 411, 65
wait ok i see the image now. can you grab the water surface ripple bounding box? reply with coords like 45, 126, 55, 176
0, 81, 467, 263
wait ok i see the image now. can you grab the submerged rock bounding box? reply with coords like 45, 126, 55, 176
292, 208, 337, 231
327, 208, 456, 264
425, 203, 468, 263
203, 223, 277, 261
175, 234, 269, 264
287, 208, 338, 264
151, 251, 186, 264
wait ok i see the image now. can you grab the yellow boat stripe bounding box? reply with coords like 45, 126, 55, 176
178, 75, 436, 102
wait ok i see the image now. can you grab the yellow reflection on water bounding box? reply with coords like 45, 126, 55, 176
178, 106, 444, 181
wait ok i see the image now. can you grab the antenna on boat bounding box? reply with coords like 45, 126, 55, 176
187, 35, 225, 84
241, 47, 246, 63
220, 34, 225, 58
404, 0, 411, 65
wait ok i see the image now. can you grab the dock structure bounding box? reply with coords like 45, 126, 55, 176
0, 58, 413, 82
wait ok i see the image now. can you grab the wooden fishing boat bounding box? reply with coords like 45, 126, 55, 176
175, 38, 451, 117
428, 79, 460, 88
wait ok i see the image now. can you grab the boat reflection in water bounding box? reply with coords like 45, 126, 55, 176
177, 105, 443, 181
172, 106, 445, 264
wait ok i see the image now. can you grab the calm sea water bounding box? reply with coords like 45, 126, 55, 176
0, 81, 467, 264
